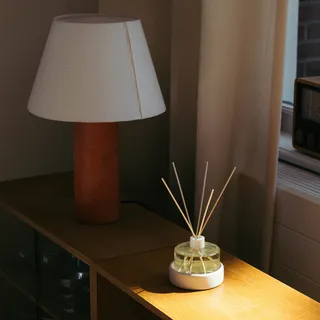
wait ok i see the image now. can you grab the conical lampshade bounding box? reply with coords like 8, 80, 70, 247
28, 14, 166, 122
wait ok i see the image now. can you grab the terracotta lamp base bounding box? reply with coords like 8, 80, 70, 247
73, 123, 119, 224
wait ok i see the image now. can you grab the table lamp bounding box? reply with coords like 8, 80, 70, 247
27, 14, 166, 224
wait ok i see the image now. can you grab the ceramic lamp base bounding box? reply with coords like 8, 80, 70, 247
169, 262, 224, 291
73, 122, 119, 224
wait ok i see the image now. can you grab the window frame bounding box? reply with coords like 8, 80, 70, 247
279, 1, 320, 173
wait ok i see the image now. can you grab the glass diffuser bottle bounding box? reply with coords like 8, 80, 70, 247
163, 163, 236, 290
169, 235, 224, 290
173, 236, 220, 274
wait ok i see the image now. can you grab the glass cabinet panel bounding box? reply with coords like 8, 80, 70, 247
36, 234, 90, 320
0, 208, 37, 319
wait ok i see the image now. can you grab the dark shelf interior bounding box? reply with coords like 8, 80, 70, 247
0, 208, 90, 320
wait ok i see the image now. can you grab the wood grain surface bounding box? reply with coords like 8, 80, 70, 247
0, 173, 188, 265
97, 248, 320, 320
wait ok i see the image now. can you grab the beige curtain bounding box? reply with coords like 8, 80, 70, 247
195, 0, 288, 271
99, 0, 288, 271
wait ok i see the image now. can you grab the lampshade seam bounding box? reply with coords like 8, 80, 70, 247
124, 22, 143, 119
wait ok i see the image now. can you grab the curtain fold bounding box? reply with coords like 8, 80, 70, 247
195, 0, 288, 271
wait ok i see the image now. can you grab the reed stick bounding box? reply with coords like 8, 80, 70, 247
196, 162, 208, 235
198, 188, 214, 237
189, 256, 194, 274
199, 167, 236, 235
161, 178, 196, 237
172, 162, 194, 234
199, 255, 207, 274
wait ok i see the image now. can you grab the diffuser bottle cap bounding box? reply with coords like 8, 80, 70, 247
190, 235, 205, 250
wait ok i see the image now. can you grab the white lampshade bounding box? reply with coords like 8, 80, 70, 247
28, 14, 166, 122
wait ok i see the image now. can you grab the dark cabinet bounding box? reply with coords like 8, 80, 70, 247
0, 208, 37, 319
0, 208, 90, 320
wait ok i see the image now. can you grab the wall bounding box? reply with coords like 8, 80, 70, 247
0, 0, 97, 182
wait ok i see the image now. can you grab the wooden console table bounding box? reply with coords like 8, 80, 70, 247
0, 173, 319, 319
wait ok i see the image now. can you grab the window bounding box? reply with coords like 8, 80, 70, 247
282, 0, 320, 109
280, 0, 320, 173
282, 0, 298, 108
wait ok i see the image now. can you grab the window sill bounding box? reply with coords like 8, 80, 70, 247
279, 133, 320, 175
278, 161, 320, 203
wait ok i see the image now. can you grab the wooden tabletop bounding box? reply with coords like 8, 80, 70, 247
97, 248, 320, 320
0, 173, 188, 265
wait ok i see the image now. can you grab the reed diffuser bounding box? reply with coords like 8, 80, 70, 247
162, 163, 236, 290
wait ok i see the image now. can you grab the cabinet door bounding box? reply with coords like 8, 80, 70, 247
36, 233, 90, 320
0, 208, 37, 319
